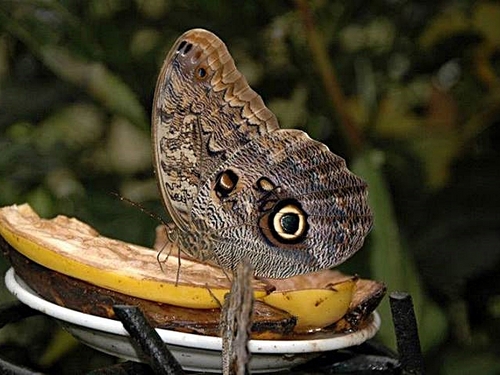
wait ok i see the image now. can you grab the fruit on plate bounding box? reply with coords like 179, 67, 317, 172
0, 204, 385, 336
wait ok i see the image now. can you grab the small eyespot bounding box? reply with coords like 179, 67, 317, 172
256, 177, 275, 192
177, 40, 186, 52
215, 170, 239, 198
177, 41, 193, 55
196, 67, 207, 80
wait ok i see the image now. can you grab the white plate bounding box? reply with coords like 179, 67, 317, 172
4, 268, 380, 373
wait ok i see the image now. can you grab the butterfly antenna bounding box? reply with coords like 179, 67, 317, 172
112, 192, 185, 284
111, 192, 169, 226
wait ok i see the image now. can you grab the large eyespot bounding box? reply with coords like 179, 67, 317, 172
273, 202, 307, 240
214, 169, 239, 198
259, 199, 309, 245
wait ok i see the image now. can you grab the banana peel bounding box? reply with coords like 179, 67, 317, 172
4, 246, 296, 338
0, 204, 385, 334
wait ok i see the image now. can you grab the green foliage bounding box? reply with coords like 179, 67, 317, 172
1, 0, 499, 373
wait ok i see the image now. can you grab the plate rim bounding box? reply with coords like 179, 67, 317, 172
4, 267, 380, 353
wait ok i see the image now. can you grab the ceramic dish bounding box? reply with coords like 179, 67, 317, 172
5, 268, 380, 373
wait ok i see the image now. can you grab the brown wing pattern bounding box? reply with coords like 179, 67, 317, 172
152, 29, 278, 230
152, 29, 373, 278
191, 129, 372, 277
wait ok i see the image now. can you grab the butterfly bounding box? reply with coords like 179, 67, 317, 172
152, 29, 372, 278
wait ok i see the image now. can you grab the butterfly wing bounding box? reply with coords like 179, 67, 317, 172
152, 29, 278, 230
153, 28, 373, 278
193, 129, 373, 278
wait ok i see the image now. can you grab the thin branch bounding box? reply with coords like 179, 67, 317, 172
295, 0, 365, 155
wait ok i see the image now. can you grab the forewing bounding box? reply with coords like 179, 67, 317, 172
152, 29, 279, 230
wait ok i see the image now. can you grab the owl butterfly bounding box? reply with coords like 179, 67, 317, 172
152, 29, 372, 279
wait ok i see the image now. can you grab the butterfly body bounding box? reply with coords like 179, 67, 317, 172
152, 29, 372, 278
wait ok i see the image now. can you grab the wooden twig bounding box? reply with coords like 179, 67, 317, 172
221, 259, 254, 375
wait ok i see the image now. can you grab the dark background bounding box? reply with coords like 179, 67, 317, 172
0, 1, 499, 373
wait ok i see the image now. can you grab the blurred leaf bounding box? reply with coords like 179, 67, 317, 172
0, 6, 148, 130
413, 157, 500, 297
411, 131, 460, 188
374, 86, 426, 138
89, 0, 129, 19
45, 168, 85, 199
105, 116, 151, 174
35, 103, 105, 151
0, 35, 8, 79
419, 8, 469, 50
130, 28, 161, 58
441, 349, 500, 375
354, 56, 377, 128
39, 46, 148, 131
473, 2, 500, 47
364, 18, 396, 54
427, 85, 460, 130
268, 85, 308, 129
135, 0, 170, 20
39, 329, 78, 367
26, 187, 55, 218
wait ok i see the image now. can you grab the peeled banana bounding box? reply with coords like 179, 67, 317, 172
0, 204, 356, 330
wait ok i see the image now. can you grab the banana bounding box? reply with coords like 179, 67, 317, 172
261, 280, 355, 332
0, 204, 356, 329
0, 204, 259, 308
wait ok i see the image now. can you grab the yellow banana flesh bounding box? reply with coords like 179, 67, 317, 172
0, 204, 355, 329
261, 280, 355, 331
0, 204, 260, 308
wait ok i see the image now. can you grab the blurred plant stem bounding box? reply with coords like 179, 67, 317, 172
353, 150, 447, 351
295, 0, 364, 156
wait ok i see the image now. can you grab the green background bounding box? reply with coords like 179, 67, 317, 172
1, 1, 499, 373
